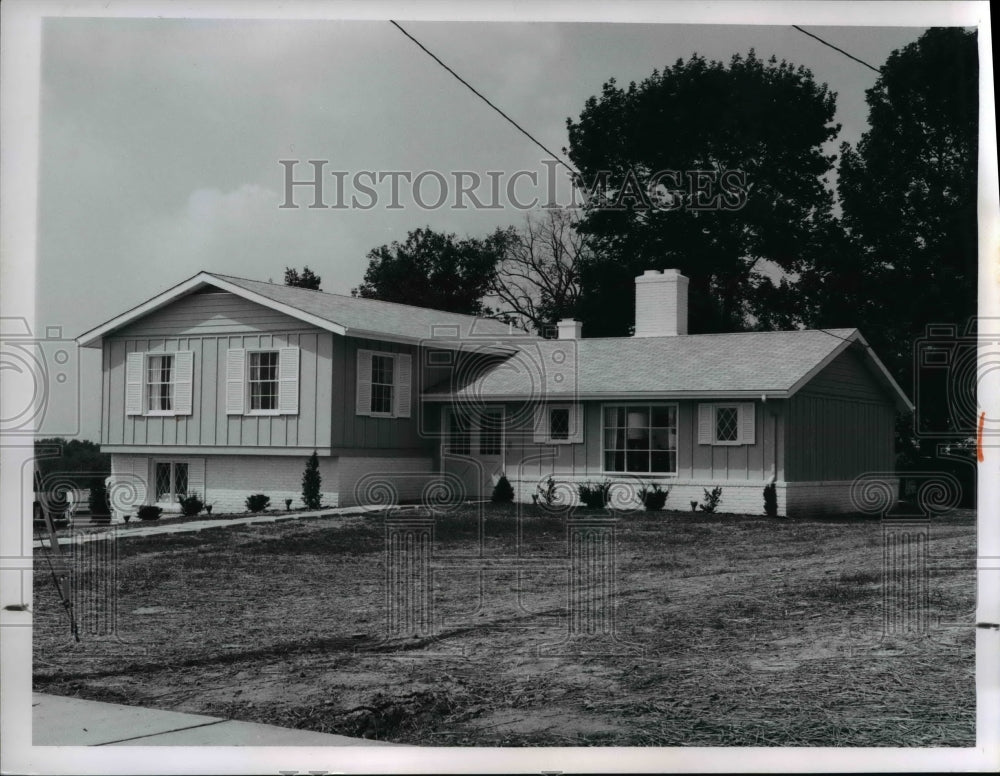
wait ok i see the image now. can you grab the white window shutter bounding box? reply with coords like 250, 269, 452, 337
125, 353, 144, 415
278, 347, 300, 414
356, 349, 373, 416
394, 353, 412, 418
740, 402, 756, 445
225, 348, 246, 415
187, 458, 206, 498
173, 351, 194, 415
533, 404, 548, 443
697, 403, 713, 444
569, 403, 584, 444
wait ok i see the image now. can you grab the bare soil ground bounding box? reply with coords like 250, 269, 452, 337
33, 505, 976, 746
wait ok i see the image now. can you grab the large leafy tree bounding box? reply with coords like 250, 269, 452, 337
566, 50, 841, 336
803, 27, 978, 444
353, 227, 505, 315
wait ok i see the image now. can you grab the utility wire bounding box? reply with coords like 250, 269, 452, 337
792, 25, 882, 74
389, 21, 579, 176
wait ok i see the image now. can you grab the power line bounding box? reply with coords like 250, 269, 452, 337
792, 25, 882, 74
389, 21, 579, 176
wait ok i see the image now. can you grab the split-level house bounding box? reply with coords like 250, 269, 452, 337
77, 269, 911, 518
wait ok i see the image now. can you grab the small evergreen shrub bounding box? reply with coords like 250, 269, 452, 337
690, 500, 699, 512
88, 479, 110, 517
178, 492, 205, 517
301, 451, 323, 510
137, 505, 162, 521
246, 494, 271, 513
578, 481, 612, 509
763, 482, 778, 517
492, 474, 515, 503
639, 483, 669, 511
700, 486, 723, 514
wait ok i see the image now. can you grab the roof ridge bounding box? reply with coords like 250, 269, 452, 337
576, 327, 857, 342
209, 271, 515, 325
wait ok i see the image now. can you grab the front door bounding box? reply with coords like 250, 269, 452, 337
443, 406, 506, 501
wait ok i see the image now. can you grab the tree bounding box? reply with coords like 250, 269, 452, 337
301, 450, 322, 510
565, 50, 841, 336
353, 227, 505, 315
284, 266, 322, 290
803, 27, 978, 443
487, 209, 586, 335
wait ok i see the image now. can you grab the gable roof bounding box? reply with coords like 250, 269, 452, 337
424, 328, 913, 410
77, 271, 527, 349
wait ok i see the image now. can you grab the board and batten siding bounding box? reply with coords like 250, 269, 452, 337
114, 289, 305, 337
102, 329, 333, 450
783, 348, 896, 481
329, 335, 433, 453
493, 399, 782, 483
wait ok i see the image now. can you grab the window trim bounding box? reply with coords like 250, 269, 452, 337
246, 349, 281, 414
712, 403, 742, 446
145, 353, 176, 414
153, 459, 190, 504
369, 352, 396, 418
535, 402, 583, 445
600, 402, 679, 477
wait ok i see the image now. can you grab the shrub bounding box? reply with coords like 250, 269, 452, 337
246, 494, 271, 513
578, 481, 612, 509
137, 505, 162, 521
88, 479, 110, 517
690, 500, 699, 512
763, 482, 778, 517
178, 492, 205, 517
301, 451, 323, 510
492, 474, 515, 503
700, 486, 723, 514
536, 476, 559, 509
639, 483, 669, 511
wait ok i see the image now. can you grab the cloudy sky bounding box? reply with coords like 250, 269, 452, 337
27, 8, 974, 438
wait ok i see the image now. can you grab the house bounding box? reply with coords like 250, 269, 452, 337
77, 269, 911, 518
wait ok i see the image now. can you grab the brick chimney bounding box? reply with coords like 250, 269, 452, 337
557, 318, 582, 340
634, 269, 688, 337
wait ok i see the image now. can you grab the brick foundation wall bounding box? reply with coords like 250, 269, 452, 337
203, 455, 340, 513
784, 480, 896, 517
510, 474, 783, 516
338, 456, 436, 508
108, 453, 340, 518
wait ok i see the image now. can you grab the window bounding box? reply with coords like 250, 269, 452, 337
248, 351, 279, 411
371, 354, 395, 415
534, 403, 583, 444
549, 408, 570, 441
155, 461, 188, 502
127, 351, 193, 417
355, 350, 412, 419
146, 354, 174, 412
478, 408, 503, 455
225, 347, 299, 416
603, 404, 677, 474
715, 405, 739, 442
698, 403, 755, 446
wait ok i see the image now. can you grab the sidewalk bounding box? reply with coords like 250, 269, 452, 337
32, 693, 402, 746
32, 505, 393, 549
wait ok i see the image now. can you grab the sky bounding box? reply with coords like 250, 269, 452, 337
28, 13, 961, 439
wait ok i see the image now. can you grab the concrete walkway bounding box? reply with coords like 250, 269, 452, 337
32, 505, 393, 549
32, 693, 401, 746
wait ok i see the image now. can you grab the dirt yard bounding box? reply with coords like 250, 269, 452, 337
33, 504, 976, 746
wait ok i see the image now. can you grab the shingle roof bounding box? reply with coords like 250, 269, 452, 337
424, 328, 870, 399
210, 273, 519, 341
